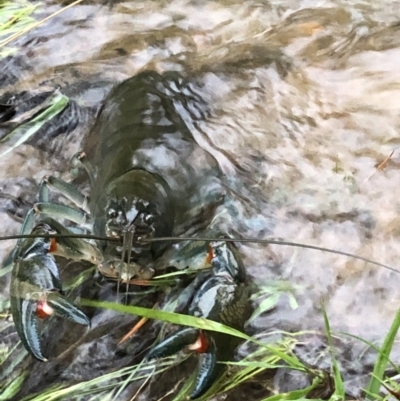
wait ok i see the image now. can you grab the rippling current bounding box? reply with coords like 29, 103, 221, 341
1, 0, 400, 399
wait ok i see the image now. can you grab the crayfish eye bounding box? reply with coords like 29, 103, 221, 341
107, 209, 118, 219
144, 214, 154, 225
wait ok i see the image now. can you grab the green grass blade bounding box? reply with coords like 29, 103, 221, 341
259, 376, 324, 401
0, 265, 12, 278
321, 302, 345, 400
250, 281, 300, 321
366, 307, 400, 399
0, 372, 27, 400
250, 293, 280, 321
340, 331, 399, 373
0, 0, 40, 54
82, 298, 250, 338
0, 91, 69, 159
81, 299, 306, 370
20, 359, 175, 401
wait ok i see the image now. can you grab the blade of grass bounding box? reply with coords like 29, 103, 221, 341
321, 301, 345, 400
339, 331, 399, 373
259, 375, 325, 401
81, 299, 306, 370
111, 359, 148, 401
0, 91, 69, 159
380, 377, 400, 401
20, 359, 175, 401
361, 150, 394, 186
118, 302, 159, 345
0, 372, 27, 400
0, 0, 83, 48
0, 0, 40, 57
367, 307, 400, 399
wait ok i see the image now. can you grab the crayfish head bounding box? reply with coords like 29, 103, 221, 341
103, 196, 159, 280
94, 169, 174, 274
105, 196, 156, 245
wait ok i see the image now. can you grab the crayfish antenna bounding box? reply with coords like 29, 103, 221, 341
119, 231, 133, 302
1, 233, 398, 275
124, 231, 133, 302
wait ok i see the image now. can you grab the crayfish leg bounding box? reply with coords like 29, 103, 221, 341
43, 218, 102, 264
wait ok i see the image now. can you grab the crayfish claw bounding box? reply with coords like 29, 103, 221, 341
146, 327, 221, 399
147, 238, 251, 398
12, 296, 48, 362
191, 337, 217, 399
147, 327, 199, 360
10, 224, 91, 361
47, 292, 90, 327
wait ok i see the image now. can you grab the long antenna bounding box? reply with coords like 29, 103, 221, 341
0, 233, 397, 274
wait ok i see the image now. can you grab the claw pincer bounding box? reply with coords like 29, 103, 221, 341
10, 223, 90, 361
147, 241, 251, 399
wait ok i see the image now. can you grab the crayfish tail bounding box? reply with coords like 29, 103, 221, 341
146, 327, 199, 360
47, 292, 90, 327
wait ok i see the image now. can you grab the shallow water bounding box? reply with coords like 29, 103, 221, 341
2, 0, 400, 399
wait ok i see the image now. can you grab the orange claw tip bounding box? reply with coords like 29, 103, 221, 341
206, 244, 214, 265
188, 330, 209, 354
36, 300, 54, 319
49, 238, 58, 253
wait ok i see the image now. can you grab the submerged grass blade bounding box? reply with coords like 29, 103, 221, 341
0, 0, 83, 49
259, 375, 325, 401
321, 302, 345, 400
250, 281, 300, 322
0, 91, 69, 159
170, 372, 195, 401
340, 331, 399, 373
367, 307, 400, 399
110, 359, 146, 401
0, 372, 28, 401
0, 264, 12, 278
19, 359, 175, 401
81, 299, 306, 370
0, 0, 39, 55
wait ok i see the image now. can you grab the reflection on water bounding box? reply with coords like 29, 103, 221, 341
2, 0, 400, 399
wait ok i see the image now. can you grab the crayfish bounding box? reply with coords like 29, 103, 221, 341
2, 70, 252, 397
